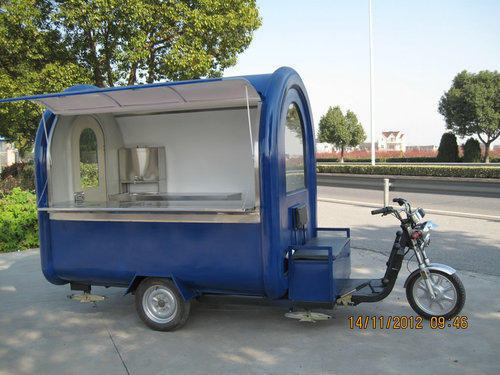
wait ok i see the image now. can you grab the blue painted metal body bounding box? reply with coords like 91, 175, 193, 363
288, 228, 351, 302
30, 67, 351, 303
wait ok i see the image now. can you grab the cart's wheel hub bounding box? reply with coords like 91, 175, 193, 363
143, 286, 178, 324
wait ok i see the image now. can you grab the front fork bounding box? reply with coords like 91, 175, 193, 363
411, 242, 436, 299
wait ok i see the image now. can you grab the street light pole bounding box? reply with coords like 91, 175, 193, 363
369, 0, 375, 165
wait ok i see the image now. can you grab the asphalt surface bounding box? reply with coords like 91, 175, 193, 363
318, 186, 500, 276
318, 185, 500, 216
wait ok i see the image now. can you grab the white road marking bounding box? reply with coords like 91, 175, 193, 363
318, 197, 500, 221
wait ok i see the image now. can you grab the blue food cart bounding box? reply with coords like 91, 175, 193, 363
1, 67, 464, 330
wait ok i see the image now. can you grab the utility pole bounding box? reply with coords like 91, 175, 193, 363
369, 0, 375, 165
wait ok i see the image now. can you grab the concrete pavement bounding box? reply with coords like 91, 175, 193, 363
1, 243, 499, 375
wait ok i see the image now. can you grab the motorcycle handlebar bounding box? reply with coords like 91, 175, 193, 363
371, 207, 388, 215
393, 197, 406, 206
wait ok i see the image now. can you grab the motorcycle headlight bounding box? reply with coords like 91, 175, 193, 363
420, 226, 431, 247
410, 211, 422, 224
422, 232, 431, 246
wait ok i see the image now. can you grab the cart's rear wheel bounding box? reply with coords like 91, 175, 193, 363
406, 270, 465, 320
135, 278, 190, 331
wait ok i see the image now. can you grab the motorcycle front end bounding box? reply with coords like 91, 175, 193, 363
372, 198, 466, 320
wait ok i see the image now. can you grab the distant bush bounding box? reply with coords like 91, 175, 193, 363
462, 138, 482, 163
437, 133, 460, 162
316, 156, 439, 163
0, 188, 39, 252
80, 162, 98, 187
316, 164, 500, 178
317, 149, 438, 160
0, 162, 35, 194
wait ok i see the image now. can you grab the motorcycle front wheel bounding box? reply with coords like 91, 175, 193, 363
406, 270, 465, 320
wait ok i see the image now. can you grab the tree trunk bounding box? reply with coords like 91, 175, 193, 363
340, 146, 344, 163
483, 141, 491, 163
147, 49, 155, 84
106, 60, 114, 87
127, 62, 138, 85
85, 29, 104, 87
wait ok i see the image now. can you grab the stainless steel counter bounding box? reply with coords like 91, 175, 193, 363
38, 192, 252, 213
108, 192, 243, 202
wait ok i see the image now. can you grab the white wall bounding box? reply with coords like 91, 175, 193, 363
49, 114, 124, 203
116, 108, 259, 207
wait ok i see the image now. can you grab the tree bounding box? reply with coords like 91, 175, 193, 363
318, 106, 366, 162
462, 138, 482, 163
437, 132, 459, 162
439, 70, 499, 163
0, 0, 91, 156
57, 0, 262, 85
0, 0, 261, 154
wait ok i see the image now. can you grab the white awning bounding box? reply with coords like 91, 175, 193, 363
0, 78, 261, 115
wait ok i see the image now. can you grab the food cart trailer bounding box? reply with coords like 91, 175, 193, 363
0, 67, 464, 330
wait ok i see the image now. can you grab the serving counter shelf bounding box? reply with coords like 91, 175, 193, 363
39, 192, 252, 213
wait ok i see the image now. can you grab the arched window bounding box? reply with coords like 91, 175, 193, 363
79, 128, 99, 188
284, 103, 306, 193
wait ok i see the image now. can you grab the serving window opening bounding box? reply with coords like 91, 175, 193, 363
48, 95, 261, 215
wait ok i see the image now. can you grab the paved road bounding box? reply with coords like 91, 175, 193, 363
318, 185, 500, 216
1, 249, 498, 375
318, 162, 500, 167
318, 187, 500, 276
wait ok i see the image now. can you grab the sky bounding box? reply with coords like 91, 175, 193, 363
224, 0, 500, 146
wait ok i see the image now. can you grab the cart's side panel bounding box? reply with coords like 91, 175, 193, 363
48, 220, 264, 294
34, 111, 66, 285
246, 68, 317, 299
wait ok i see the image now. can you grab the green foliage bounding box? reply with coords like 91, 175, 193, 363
80, 162, 98, 187
57, 0, 262, 85
437, 133, 459, 162
316, 164, 500, 179
318, 106, 366, 162
462, 138, 482, 163
0, 0, 261, 152
0, 188, 38, 252
439, 70, 500, 162
0, 0, 91, 155
0, 161, 35, 194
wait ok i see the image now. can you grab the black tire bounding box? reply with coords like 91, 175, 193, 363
135, 278, 191, 331
406, 270, 465, 320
